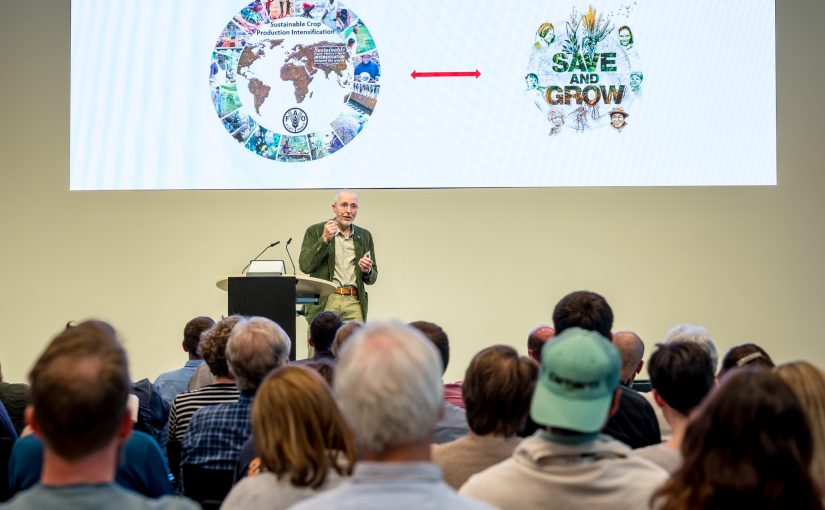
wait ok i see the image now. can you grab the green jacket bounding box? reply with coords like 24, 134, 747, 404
298, 221, 377, 323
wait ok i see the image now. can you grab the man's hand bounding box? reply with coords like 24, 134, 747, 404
322, 220, 339, 243
358, 251, 373, 273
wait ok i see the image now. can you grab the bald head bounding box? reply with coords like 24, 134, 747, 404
613, 330, 645, 385
527, 324, 555, 362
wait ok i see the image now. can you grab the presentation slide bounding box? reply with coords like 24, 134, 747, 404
70, 0, 776, 190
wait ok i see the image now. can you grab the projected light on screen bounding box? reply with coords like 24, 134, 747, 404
70, 0, 776, 190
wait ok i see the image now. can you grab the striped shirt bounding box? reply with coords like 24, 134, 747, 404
168, 383, 240, 441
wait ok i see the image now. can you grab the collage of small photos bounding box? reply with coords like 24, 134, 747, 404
208, 0, 382, 163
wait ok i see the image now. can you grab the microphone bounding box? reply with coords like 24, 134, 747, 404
240, 240, 280, 274
285, 237, 296, 275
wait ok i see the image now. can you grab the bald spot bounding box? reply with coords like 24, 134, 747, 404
613, 330, 645, 383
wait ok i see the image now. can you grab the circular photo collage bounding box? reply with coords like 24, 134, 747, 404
210, 0, 381, 162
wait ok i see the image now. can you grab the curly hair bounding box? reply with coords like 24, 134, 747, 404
199, 315, 241, 378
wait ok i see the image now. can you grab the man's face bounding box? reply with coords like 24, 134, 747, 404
619, 29, 631, 47
611, 113, 625, 129
630, 74, 642, 91
332, 191, 359, 227
361, 55, 371, 64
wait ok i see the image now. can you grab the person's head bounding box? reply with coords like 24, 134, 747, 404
335, 321, 443, 457
199, 315, 241, 378
183, 316, 215, 359
538, 22, 555, 44
360, 54, 371, 63
527, 324, 555, 362
548, 109, 564, 128
331, 320, 363, 357
525, 73, 538, 89
463, 345, 538, 437
331, 189, 359, 228
530, 327, 621, 434
303, 358, 336, 387
653, 368, 822, 510
252, 366, 356, 489
552, 290, 613, 339
663, 324, 719, 374
226, 316, 291, 393
409, 321, 449, 375
630, 71, 643, 91
612, 331, 645, 385
309, 311, 343, 355
618, 26, 633, 47
647, 341, 714, 417
609, 108, 628, 129
28, 320, 131, 461
719, 343, 774, 377
776, 361, 825, 492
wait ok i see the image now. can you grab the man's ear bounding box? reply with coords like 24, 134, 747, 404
636, 360, 644, 375
652, 388, 666, 408
24, 405, 40, 436
608, 388, 622, 418
117, 410, 134, 441
182, 339, 189, 353
308, 338, 315, 348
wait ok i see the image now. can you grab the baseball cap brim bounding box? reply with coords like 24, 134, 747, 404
530, 380, 614, 433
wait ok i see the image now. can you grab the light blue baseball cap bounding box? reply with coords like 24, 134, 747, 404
530, 327, 621, 433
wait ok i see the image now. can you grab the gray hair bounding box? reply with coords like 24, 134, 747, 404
333, 189, 358, 203
334, 321, 443, 456
226, 317, 291, 393
664, 324, 719, 374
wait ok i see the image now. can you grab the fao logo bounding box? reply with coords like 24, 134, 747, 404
283, 108, 308, 134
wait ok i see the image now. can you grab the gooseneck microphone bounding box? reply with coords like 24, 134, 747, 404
285, 237, 296, 275
240, 240, 280, 274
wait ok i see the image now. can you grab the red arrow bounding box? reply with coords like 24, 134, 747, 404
411, 70, 481, 79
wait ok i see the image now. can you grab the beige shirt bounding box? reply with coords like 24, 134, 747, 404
432, 433, 523, 490
332, 225, 357, 288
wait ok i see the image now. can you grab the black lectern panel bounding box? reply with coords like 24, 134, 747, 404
227, 276, 297, 360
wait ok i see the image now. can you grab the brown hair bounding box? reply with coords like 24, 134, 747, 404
462, 345, 538, 436
183, 316, 215, 354
199, 315, 241, 378
652, 368, 823, 510
331, 320, 363, 356
252, 366, 356, 488
776, 361, 825, 495
29, 320, 130, 461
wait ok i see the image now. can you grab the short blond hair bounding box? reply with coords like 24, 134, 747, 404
252, 366, 355, 488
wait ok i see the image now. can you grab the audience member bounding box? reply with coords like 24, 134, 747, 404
653, 368, 823, 510
432, 345, 537, 489
0, 361, 29, 436
409, 321, 469, 441
662, 324, 719, 373
131, 378, 170, 451
460, 328, 667, 509
8, 430, 173, 499
0, 320, 195, 509
612, 331, 645, 386
182, 317, 290, 472
648, 323, 720, 440
719, 342, 775, 376
168, 316, 241, 443
290, 322, 495, 510
776, 361, 825, 496
295, 312, 342, 364
552, 290, 660, 448
635, 342, 715, 473
222, 366, 356, 510
330, 320, 362, 357
154, 316, 215, 405
526, 324, 555, 363
234, 359, 338, 482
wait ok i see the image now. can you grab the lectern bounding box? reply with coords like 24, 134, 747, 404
216, 275, 336, 360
